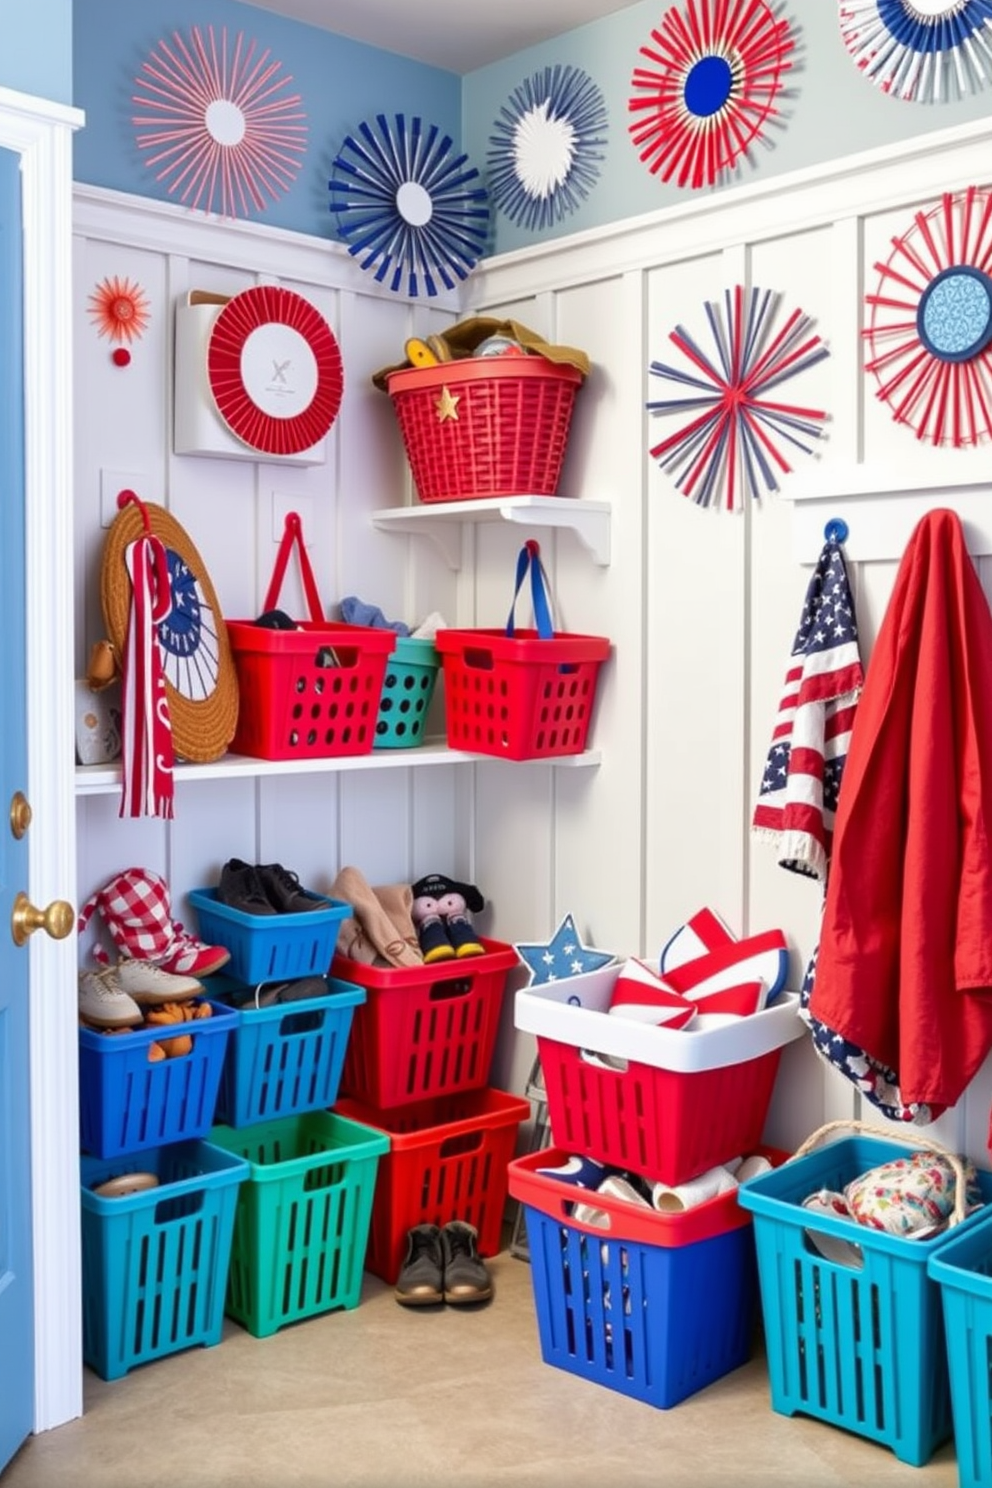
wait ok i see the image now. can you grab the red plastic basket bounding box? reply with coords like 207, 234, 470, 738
227, 619, 395, 760
227, 510, 396, 761
536, 1034, 786, 1188
334, 938, 517, 1108
386, 357, 583, 503
435, 627, 609, 760
335, 1087, 531, 1283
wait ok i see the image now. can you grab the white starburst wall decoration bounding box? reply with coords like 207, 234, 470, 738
487, 65, 607, 232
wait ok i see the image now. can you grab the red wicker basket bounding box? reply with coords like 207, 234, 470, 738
386, 356, 583, 503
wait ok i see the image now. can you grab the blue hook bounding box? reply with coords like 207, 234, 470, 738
824, 518, 849, 544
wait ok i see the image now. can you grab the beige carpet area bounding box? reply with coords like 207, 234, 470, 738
3, 1249, 961, 1488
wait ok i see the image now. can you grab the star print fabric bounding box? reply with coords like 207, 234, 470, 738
514, 913, 616, 986
751, 539, 864, 882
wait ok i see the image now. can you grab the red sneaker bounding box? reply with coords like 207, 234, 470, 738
157, 920, 230, 978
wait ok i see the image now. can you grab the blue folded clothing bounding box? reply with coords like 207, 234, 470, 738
340, 595, 410, 634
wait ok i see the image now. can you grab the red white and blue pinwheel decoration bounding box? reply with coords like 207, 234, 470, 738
647, 285, 830, 510
487, 65, 607, 232
864, 186, 992, 446
329, 114, 490, 298
133, 26, 307, 219
628, 0, 794, 190
839, 0, 992, 103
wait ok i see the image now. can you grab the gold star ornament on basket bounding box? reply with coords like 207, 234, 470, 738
435, 386, 460, 421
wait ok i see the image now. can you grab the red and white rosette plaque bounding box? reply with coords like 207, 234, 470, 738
206, 285, 344, 457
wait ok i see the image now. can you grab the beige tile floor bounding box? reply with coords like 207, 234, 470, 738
3, 1246, 962, 1488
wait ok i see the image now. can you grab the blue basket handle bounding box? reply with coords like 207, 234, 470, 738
506, 540, 555, 640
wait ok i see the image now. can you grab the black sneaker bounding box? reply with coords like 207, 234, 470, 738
394, 1224, 444, 1306
218, 859, 278, 916
440, 1221, 492, 1305
257, 863, 330, 914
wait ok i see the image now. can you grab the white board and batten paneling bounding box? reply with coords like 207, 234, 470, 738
72, 185, 466, 956
470, 113, 992, 1159
75, 112, 992, 1160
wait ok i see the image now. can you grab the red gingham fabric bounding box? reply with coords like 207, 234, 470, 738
78, 867, 192, 967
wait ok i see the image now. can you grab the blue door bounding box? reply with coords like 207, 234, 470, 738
0, 143, 34, 1473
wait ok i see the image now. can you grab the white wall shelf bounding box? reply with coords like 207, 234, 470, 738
74, 740, 603, 795
372, 495, 612, 568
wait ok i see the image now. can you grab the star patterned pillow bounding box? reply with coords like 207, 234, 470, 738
514, 912, 617, 986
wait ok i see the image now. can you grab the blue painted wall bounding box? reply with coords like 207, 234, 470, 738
464, 2, 992, 255
73, 0, 461, 242
1, 0, 73, 104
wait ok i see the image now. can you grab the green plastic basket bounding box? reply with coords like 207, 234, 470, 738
208, 1110, 388, 1338
373, 636, 439, 749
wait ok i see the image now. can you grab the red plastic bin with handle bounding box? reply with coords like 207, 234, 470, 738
435, 540, 610, 761
333, 938, 517, 1108
335, 1086, 531, 1284
227, 512, 395, 761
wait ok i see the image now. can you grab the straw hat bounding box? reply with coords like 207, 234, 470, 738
101, 495, 238, 763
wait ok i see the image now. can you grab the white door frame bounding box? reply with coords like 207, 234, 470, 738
0, 83, 84, 1434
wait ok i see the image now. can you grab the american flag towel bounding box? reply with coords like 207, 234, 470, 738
751, 538, 863, 881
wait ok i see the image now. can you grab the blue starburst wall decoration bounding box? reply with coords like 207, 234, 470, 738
514, 913, 617, 987
839, 0, 992, 103
328, 114, 490, 298
487, 65, 608, 233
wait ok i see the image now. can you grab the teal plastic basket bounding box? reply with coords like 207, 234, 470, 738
208, 1110, 389, 1338
737, 1134, 992, 1467
373, 636, 439, 749
210, 978, 365, 1127
928, 1211, 992, 1488
80, 1139, 250, 1381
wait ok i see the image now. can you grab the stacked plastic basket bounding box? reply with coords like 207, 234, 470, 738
78, 982, 246, 1380
188, 886, 389, 1339
738, 1127, 992, 1471
332, 937, 530, 1284
507, 965, 805, 1409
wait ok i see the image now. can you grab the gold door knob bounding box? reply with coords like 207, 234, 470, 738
9, 792, 32, 840
11, 892, 75, 947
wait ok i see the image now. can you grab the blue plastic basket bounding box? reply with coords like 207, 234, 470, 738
507, 1147, 762, 1410
928, 1212, 992, 1488
79, 1000, 238, 1158
373, 636, 440, 749
208, 1111, 389, 1338
737, 1134, 992, 1466
80, 1139, 249, 1380
210, 978, 365, 1127
187, 888, 350, 984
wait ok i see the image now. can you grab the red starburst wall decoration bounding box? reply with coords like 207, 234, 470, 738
628, 0, 793, 190
133, 25, 308, 219
646, 285, 830, 510
88, 276, 151, 344
864, 186, 992, 447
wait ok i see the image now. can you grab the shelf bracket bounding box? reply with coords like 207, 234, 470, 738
371, 496, 611, 570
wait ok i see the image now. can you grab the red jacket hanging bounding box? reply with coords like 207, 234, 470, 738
809, 507, 992, 1112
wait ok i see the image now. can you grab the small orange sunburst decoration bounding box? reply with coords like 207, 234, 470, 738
88, 276, 151, 344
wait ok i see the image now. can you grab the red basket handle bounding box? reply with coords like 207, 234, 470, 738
439, 1129, 484, 1159
264, 512, 326, 623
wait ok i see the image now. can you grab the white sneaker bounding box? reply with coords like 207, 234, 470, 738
114, 959, 202, 1004
78, 969, 143, 1029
